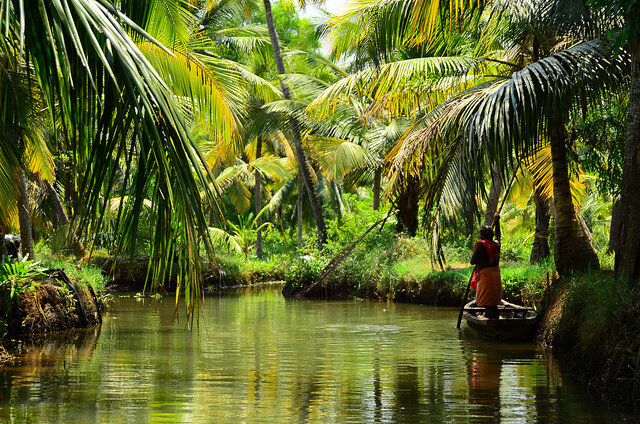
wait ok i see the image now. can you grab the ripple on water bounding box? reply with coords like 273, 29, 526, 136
0, 289, 633, 423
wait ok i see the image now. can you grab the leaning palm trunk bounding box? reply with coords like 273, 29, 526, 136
549, 118, 599, 275
262, 0, 327, 247
255, 137, 263, 259
483, 164, 502, 227
530, 189, 551, 264
17, 170, 34, 259
44, 180, 84, 258
616, 39, 640, 283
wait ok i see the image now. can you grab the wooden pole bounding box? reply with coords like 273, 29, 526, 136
456, 270, 475, 329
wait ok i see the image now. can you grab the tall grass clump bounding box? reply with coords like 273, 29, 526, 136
553, 272, 640, 390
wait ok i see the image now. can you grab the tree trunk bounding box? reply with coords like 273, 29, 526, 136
483, 164, 502, 227
530, 189, 551, 264
0, 222, 7, 258
255, 136, 263, 259
263, 0, 327, 248
44, 180, 69, 230
395, 175, 419, 236
297, 167, 304, 248
45, 179, 84, 258
607, 197, 621, 254
373, 167, 382, 211
17, 170, 35, 259
616, 38, 640, 283
549, 118, 599, 275
64, 161, 76, 218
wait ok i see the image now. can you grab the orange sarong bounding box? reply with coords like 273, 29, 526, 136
475, 266, 502, 306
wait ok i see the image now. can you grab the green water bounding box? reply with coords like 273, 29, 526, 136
0, 285, 633, 423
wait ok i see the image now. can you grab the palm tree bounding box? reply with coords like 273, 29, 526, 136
0, 45, 54, 260
261, 0, 327, 247
601, 0, 640, 283
313, 0, 628, 275
0, 0, 248, 317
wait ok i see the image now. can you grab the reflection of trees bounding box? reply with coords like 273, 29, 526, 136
392, 363, 420, 423
0, 291, 626, 422
10, 326, 101, 372
0, 326, 101, 421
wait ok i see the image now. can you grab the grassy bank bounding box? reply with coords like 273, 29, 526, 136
540, 272, 640, 401
34, 242, 108, 293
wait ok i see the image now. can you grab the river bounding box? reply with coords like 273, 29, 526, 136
0, 285, 633, 423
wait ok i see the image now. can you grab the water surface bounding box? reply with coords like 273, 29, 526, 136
0, 285, 632, 423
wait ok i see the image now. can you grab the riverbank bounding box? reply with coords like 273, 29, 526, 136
0, 254, 106, 339
538, 272, 640, 404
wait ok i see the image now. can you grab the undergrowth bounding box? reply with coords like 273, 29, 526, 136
552, 272, 640, 391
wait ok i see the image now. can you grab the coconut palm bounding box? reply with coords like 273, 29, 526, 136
589, 0, 640, 283
259, 0, 328, 247
0, 0, 255, 318
0, 48, 55, 259
312, 0, 629, 275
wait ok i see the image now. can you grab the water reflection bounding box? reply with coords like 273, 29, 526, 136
0, 287, 633, 423
467, 349, 502, 422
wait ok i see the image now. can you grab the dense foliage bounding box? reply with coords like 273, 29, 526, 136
0, 0, 637, 321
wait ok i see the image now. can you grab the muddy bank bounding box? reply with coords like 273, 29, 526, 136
5, 271, 102, 336
283, 277, 465, 305
93, 256, 280, 292
282, 273, 537, 307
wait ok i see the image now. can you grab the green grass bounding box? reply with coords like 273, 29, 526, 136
34, 242, 107, 292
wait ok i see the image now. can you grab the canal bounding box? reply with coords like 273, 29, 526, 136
0, 285, 632, 422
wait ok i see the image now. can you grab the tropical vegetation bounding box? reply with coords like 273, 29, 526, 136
0, 0, 637, 334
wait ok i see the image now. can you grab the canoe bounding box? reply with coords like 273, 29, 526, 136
463, 300, 538, 342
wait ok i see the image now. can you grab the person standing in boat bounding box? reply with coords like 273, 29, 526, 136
470, 214, 502, 318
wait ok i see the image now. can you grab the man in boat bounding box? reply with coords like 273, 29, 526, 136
470, 214, 502, 318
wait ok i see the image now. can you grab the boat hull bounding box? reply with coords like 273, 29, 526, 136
463, 301, 538, 342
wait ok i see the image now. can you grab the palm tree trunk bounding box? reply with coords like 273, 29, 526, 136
17, 170, 35, 259
45, 179, 84, 257
373, 167, 382, 211
0, 222, 7, 258
262, 0, 326, 247
395, 174, 419, 236
64, 160, 76, 218
549, 118, 599, 275
297, 166, 304, 248
255, 136, 263, 259
483, 164, 502, 226
44, 180, 69, 230
607, 197, 621, 254
616, 38, 640, 283
530, 189, 551, 264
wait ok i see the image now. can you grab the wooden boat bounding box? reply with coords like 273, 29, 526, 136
463, 300, 538, 342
